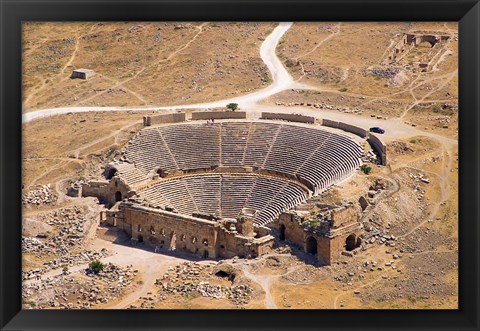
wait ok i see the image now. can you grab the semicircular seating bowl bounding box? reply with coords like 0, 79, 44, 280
117, 121, 362, 225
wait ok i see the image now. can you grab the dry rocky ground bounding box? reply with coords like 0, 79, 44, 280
23, 22, 275, 111
21, 22, 457, 310
269, 22, 458, 139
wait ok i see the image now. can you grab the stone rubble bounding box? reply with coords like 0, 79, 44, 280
22, 184, 57, 206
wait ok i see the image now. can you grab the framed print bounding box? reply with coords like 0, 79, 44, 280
1, 0, 479, 330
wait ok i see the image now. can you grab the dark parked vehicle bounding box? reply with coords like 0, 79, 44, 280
369, 127, 385, 134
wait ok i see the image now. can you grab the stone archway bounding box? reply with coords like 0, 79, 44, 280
114, 191, 122, 202
279, 224, 286, 241
346, 234, 357, 251
306, 236, 317, 255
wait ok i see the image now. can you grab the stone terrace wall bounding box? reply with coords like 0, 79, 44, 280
368, 133, 387, 165
143, 112, 186, 126
321, 119, 340, 129
338, 122, 368, 138
191, 111, 246, 120
322, 119, 368, 138
261, 112, 315, 124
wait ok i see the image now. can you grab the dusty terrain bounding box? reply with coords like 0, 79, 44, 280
22, 22, 458, 310
271, 22, 458, 138
23, 22, 275, 111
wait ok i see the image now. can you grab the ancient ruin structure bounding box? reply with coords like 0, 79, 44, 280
71, 68, 95, 80
277, 204, 362, 265
83, 120, 365, 261
382, 32, 451, 71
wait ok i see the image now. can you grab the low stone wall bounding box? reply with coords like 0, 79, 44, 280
191, 111, 246, 120
338, 122, 368, 138
261, 112, 315, 124
322, 119, 368, 138
321, 119, 340, 128
143, 112, 186, 126
368, 133, 387, 165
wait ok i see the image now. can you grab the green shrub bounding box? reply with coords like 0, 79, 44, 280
88, 260, 104, 274
360, 164, 372, 175
226, 103, 238, 111
261, 75, 271, 83
285, 59, 295, 68
339, 87, 348, 92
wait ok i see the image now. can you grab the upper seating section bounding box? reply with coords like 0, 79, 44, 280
121, 122, 362, 192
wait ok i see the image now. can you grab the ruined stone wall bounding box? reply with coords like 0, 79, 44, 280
143, 112, 186, 126
82, 179, 131, 206
125, 205, 219, 258
191, 111, 246, 120
278, 212, 307, 246
316, 237, 332, 265
261, 112, 315, 124
117, 204, 274, 259
278, 210, 362, 265
331, 205, 358, 229
368, 133, 387, 165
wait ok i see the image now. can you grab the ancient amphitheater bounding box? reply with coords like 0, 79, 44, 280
82, 115, 370, 263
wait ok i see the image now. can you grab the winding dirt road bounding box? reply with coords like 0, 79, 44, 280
22, 22, 308, 122
23, 22, 457, 149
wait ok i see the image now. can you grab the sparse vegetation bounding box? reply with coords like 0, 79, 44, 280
339, 87, 348, 92
88, 260, 104, 275
262, 75, 272, 83
226, 103, 238, 111
360, 164, 372, 175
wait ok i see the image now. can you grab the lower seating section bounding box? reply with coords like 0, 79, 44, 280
137, 174, 308, 225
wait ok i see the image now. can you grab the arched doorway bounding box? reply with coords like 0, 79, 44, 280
114, 191, 122, 202
138, 235, 143, 243
306, 236, 317, 255
346, 234, 357, 251
279, 224, 286, 241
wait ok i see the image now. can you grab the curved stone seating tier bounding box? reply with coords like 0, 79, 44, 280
120, 121, 362, 195
137, 174, 308, 225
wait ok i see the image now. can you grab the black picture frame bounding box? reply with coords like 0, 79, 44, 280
1, 0, 479, 330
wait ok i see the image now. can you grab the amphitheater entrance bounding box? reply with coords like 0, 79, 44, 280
114, 191, 122, 202
203, 250, 209, 258
137, 235, 143, 243
306, 236, 317, 255
346, 234, 357, 251
279, 224, 286, 241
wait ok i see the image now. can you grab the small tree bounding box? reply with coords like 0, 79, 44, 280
88, 260, 104, 275
360, 164, 372, 175
226, 103, 238, 111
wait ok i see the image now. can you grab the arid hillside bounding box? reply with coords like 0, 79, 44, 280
23, 22, 275, 112
271, 22, 458, 137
